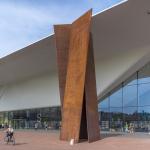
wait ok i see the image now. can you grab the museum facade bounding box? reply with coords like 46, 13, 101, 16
0, 0, 150, 134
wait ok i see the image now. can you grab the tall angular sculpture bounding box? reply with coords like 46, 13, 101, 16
54, 10, 100, 143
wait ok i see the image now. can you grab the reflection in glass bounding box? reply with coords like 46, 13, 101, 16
123, 85, 137, 107
138, 62, 150, 84
99, 108, 110, 131
110, 107, 123, 132
99, 97, 109, 109
138, 107, 150, 132
138, 83, 150, 106
110, 87, 122, 107
98, 61, 150, 133
124, 73, 137, 86
123, 107, 138, 122
123, 107, 138, 132
0, 113, 4, 125
0, 107, 61, 130
138, 106, 150, 121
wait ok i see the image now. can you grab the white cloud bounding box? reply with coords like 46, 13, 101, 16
0, 0, 123, 58
0, 2, 60, 57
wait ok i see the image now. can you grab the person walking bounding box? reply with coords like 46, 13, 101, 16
34, 122, 38, 130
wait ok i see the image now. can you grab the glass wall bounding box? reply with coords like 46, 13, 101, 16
0, 106, 61, 130
98, 96, 109, 131
99, 61, 150, 133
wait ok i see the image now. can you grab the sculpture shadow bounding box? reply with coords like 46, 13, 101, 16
101, 133, 123, 140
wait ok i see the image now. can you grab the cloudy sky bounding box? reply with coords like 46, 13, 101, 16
0, 0, 124, 58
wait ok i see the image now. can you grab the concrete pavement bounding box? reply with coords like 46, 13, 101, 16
0, 130, 150, 150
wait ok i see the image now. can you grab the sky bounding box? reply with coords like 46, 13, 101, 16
0, 0, 124, 58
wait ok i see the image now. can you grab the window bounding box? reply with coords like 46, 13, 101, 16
110, 107, 123, 131
138, 106, 150, 132
138, 63, 150, 84
99, 108, 110, 131
99, 97, 109, 109
123, 85, 137, 107
138, 83, 150, 106
124, 73, 137, 86
100, 108, 109, 121
0, 107, 61, 129
138, 106, 150, 121
110, 87, 122, 108
123, 107, 138, 122
98, 60, 150, 133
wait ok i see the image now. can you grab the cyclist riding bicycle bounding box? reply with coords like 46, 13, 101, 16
6, 125, 14, 140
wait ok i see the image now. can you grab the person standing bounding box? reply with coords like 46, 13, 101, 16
124, 122, 128, 133
34, 122, 38, 130
44, 122, 48, 131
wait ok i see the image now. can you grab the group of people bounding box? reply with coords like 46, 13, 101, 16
34, 121, 60, 130
34, 121, 48, 130
124, 122, 134, 133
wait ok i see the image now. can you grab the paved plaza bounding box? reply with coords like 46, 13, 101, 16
0, 130, 150, 150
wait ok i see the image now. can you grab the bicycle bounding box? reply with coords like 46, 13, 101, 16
4, 133, 15, 145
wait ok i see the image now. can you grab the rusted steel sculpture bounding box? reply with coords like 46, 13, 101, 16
54, 9, 100, 143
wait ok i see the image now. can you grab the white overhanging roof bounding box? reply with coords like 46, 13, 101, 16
1, 0, 150, 100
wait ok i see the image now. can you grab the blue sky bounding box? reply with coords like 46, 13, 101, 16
0, 0, 124, 58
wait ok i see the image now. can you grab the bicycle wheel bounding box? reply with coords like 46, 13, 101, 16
4, 136, 9, 144
11, 136, 15, 145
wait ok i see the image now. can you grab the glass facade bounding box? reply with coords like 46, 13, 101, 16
0, 106, 61, 130
99, 62, 150, 133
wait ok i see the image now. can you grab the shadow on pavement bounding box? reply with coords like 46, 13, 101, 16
101, 133, 123, 140
14, 142, 28, 146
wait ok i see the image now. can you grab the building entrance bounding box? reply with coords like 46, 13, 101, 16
0, 106, 61, 130
12, 119, 26, 129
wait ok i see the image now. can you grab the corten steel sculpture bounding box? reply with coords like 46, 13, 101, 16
54, 9, 100, 143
